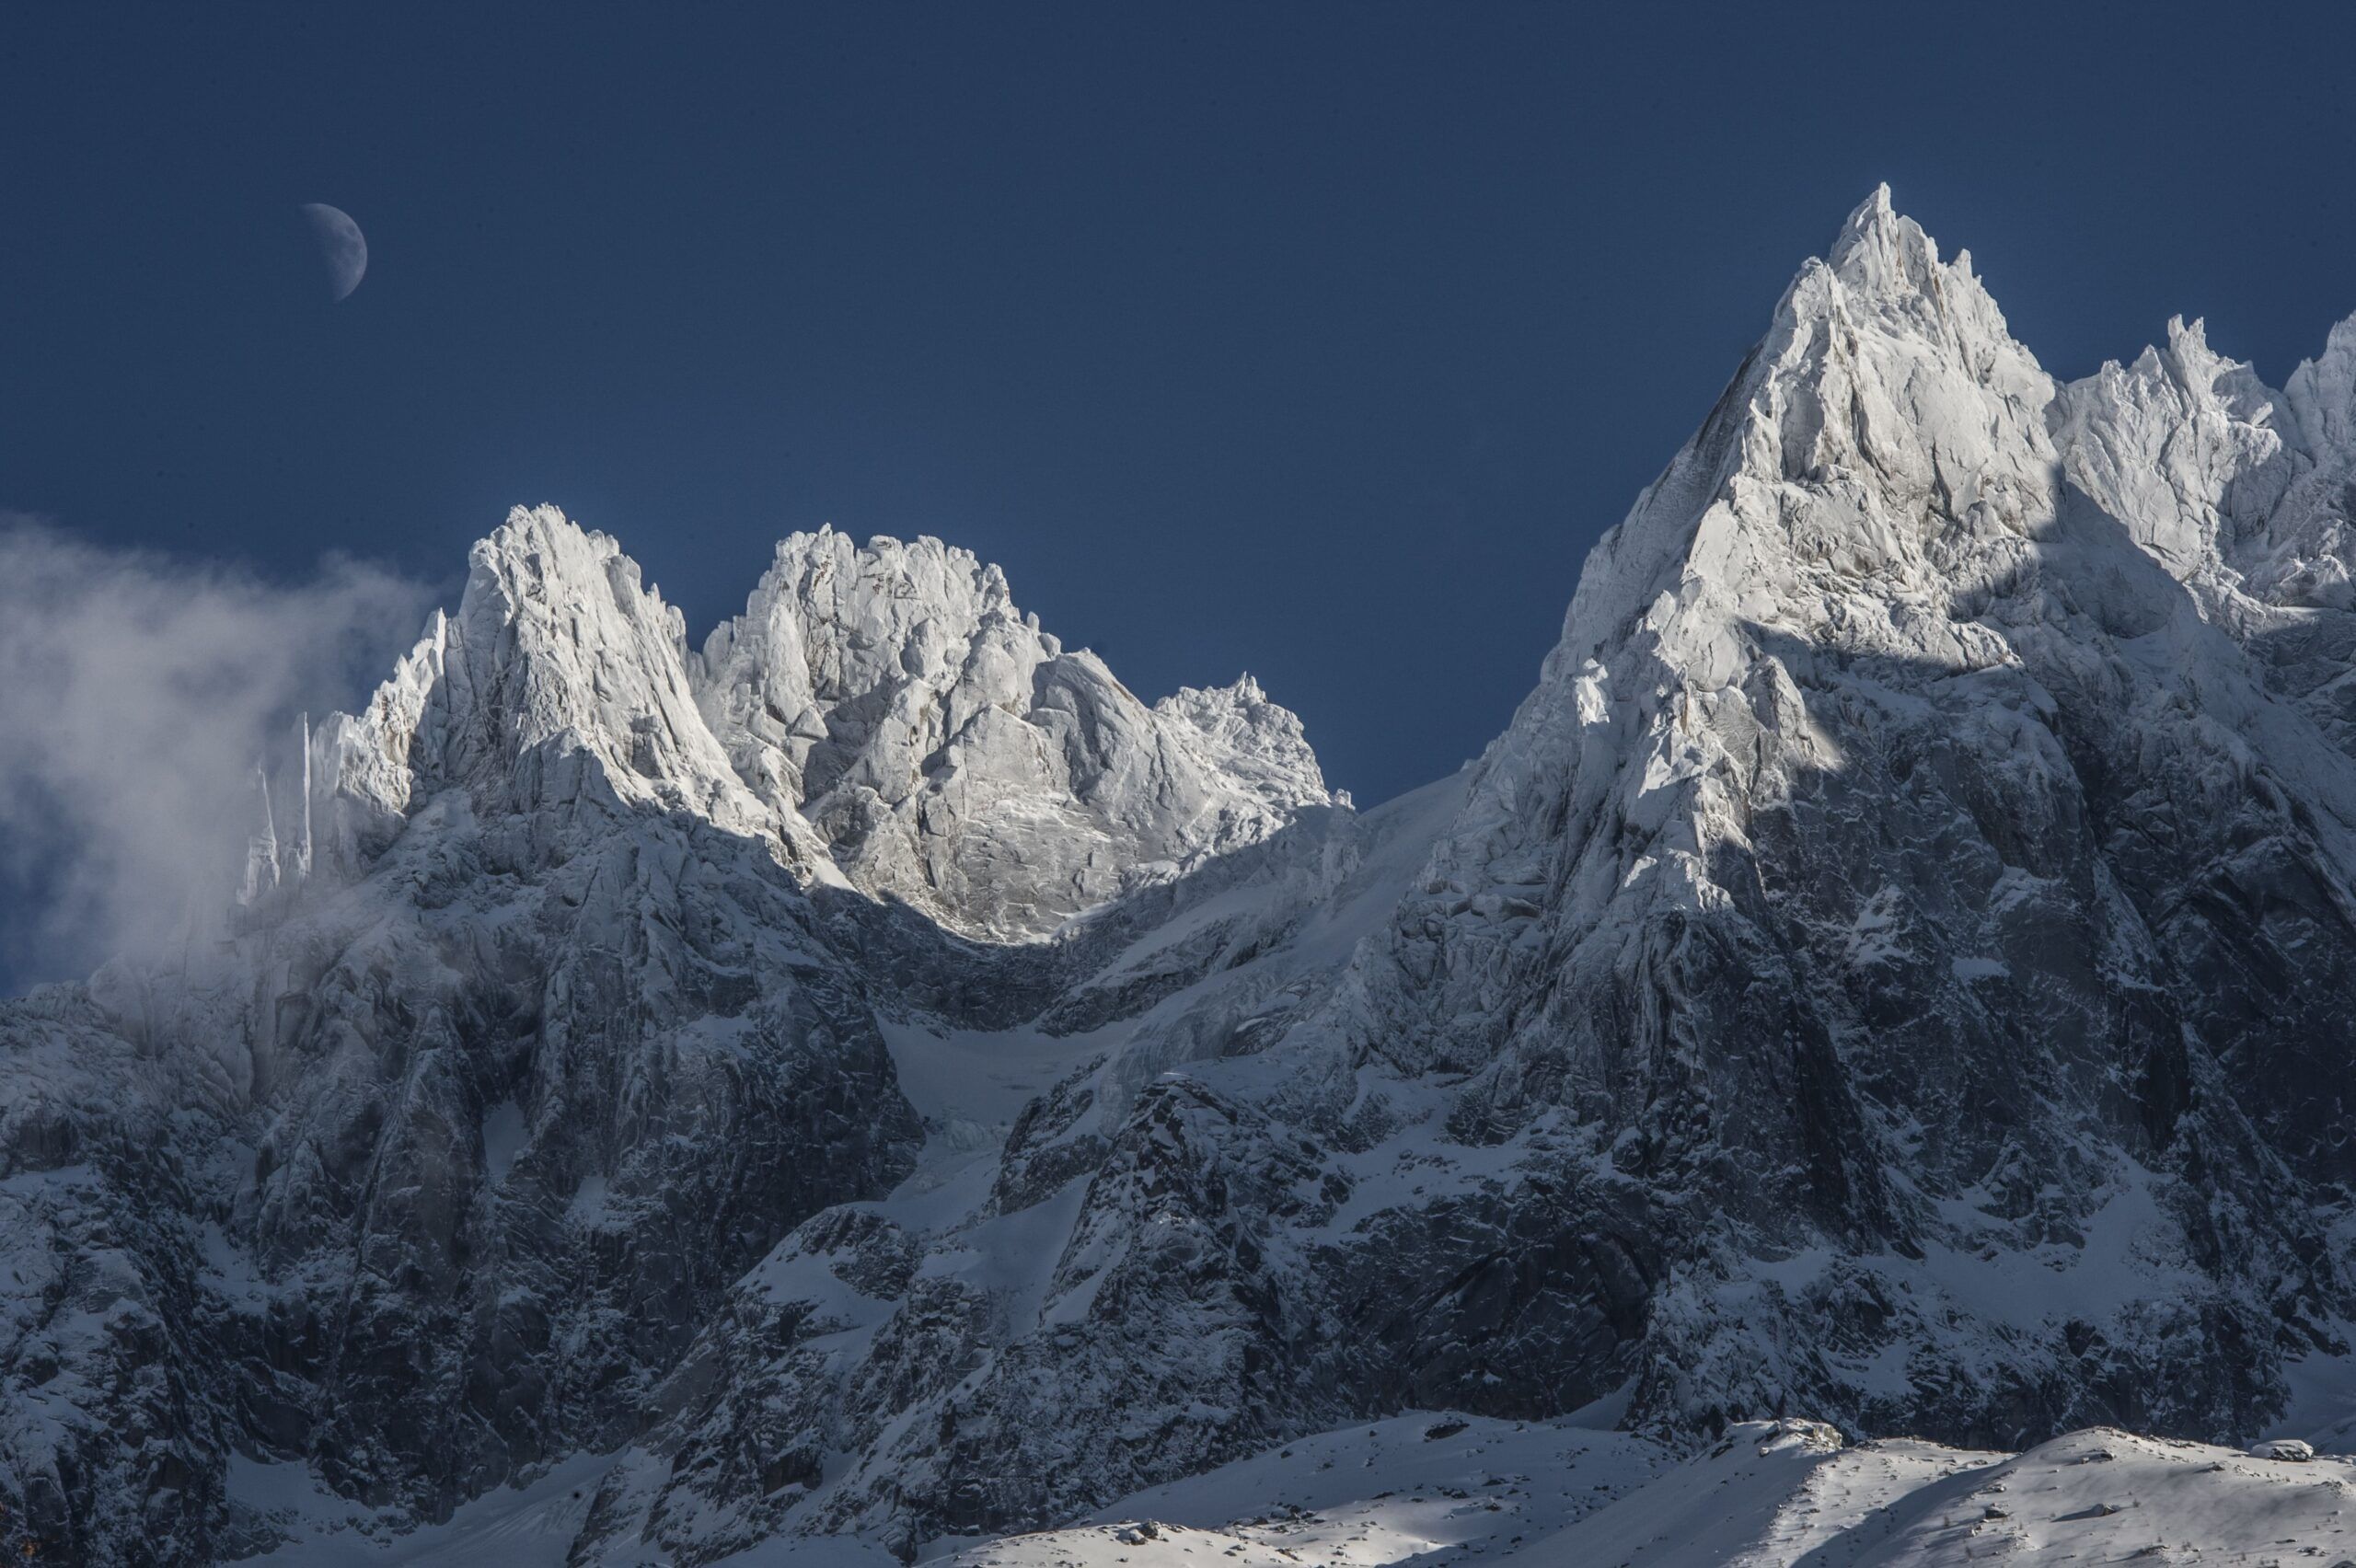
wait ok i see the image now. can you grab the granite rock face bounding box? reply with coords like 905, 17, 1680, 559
10, 190, 2356, 1565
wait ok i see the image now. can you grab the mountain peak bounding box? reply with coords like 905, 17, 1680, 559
2286, 309, 2356, 454
1823, 182, 1933, 292
1832, 180, 1897, 243
1538, 187, 2053, 679
23, 190, 2356, 1568
290, 503, 822, 887
286, 511, 1338, 941
693, 526, 1330, 939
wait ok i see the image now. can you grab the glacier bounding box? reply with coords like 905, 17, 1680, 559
6, 187, 2356, 1564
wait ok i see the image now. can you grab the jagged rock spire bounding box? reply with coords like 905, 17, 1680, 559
239, 758, 280, 904
694, 526, 1334, 939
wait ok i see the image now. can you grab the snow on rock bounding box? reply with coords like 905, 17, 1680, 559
2248, 1437, 2316, 1461
517, 776, 1455, 1565
318, 507, 818, 859
16, 188, 2356, 1568
1287, 182, 2356, 1449
0, 506, 1341, 1566
2056, 308, 2356, 767
695, 528, 1333, 940
0, 509, 951, 1567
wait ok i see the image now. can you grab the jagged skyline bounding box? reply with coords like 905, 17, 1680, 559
14, 11, 2356, 1562
15, 181, 2356, 1562
8, 6, 2356, 819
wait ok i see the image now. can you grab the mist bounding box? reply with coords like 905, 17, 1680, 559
0, 520, 434, 993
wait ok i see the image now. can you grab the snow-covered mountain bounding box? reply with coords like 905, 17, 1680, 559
694, 528, 1333, 941
1309, 186, 2356, 1447
8, 189, 2356, 1566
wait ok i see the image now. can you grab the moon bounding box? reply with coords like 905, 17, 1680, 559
299, 203, 367, 302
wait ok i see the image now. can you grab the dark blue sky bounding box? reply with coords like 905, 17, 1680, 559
6, 3, 2356, 806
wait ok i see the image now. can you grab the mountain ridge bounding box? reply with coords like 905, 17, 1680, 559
9, 188, 2356, 1565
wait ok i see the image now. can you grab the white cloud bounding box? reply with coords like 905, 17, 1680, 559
0, 520, 434, 989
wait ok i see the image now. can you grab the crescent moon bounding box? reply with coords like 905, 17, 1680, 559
299, 203, 368, 302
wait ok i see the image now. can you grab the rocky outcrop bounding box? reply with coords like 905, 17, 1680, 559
694, 529, 1333, 940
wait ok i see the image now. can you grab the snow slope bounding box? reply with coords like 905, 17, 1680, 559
943, 1412, 1669, 1568
950, 1418, 2356, 1568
